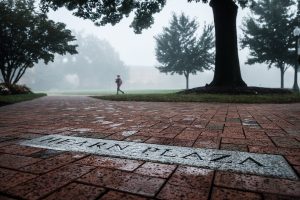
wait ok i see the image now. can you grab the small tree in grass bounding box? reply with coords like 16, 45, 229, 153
240, 0, 298, 89
155, 13, 214, 89
0, 0, 77, 88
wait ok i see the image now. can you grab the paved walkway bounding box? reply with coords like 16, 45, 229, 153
0, 96, 299, 200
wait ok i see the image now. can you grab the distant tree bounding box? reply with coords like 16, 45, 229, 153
294, 1, 300, 91
155, 13, 214, 89
0, 0, 77, 86
41, 0, 258, 89
23, 34, 129, 91
241, 0, 298, 88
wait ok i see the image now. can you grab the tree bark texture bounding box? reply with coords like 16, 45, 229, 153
293, 64, 298, 91
184, 72, 189, 89
293, 38, 299, 92
280, 66, 284, 89
209, 0, 247, 87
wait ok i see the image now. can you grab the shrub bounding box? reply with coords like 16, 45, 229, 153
0, 83, 32, 95
0, 84, 11, 95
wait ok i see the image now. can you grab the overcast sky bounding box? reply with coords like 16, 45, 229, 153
46, 1, 297, 90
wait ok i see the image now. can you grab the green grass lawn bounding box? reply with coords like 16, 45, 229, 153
93, 93, 300, 103
0, 93, 47, 106
44, 89, 179, 96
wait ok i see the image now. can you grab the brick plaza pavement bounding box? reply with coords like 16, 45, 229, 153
0, 96, 299, 199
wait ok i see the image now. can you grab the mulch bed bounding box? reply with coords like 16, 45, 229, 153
179, 86, 293, 95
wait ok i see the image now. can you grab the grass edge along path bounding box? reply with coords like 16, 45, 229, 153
0, 93, 47, 107
93, 93, 300, 104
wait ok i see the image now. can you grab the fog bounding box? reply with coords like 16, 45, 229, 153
20, 1, 297, 91
22, 34, 129, 91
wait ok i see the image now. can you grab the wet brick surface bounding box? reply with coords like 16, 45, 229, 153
157, 183, 210, 200
76, 155, 144, 171
214, 171, 300, 197
20, 152, 87, 174
134, 162, 176, 178
0, 96, 299, 199
6, 164, 95, 200
43, 182, 106, 200
211, 187, 262, 200
100, 190, 147, 200
0, 153, 42, 169
0, 168, 36, 191
78, 167, 165, 197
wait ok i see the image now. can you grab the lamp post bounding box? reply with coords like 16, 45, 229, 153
293, 26, 300, 92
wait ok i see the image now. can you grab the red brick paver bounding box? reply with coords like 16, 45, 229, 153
157, 183, 209, 200
134, 162, 176, 178
0, 96, 299, 199
0, 168, 36, 191
211, 187, 262, 200
100, 191, 147, 200
0, 153, 42, 169
76, 155, 143, 171
6, 164, 95, 200
214, 172, 300, 197
43, 182, 106, 200
78, 167, 165, 197
20, 152, 87, 174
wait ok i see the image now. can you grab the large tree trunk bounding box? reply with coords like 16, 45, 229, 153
184, 72, 189, 89
293, 62, 299, 92
209, 0, 247, 87
1, 71, 10, 86
280, 66, 284, 89
293, 40, 299, 92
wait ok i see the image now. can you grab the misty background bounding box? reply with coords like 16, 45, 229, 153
20, 1, 298, 92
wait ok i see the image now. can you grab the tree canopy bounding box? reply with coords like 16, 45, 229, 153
40, 0, 258, 89
155, 13, 214, 89
40, 0, 254, 33
0, 0, 77, 86
240, 0, 298, 88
